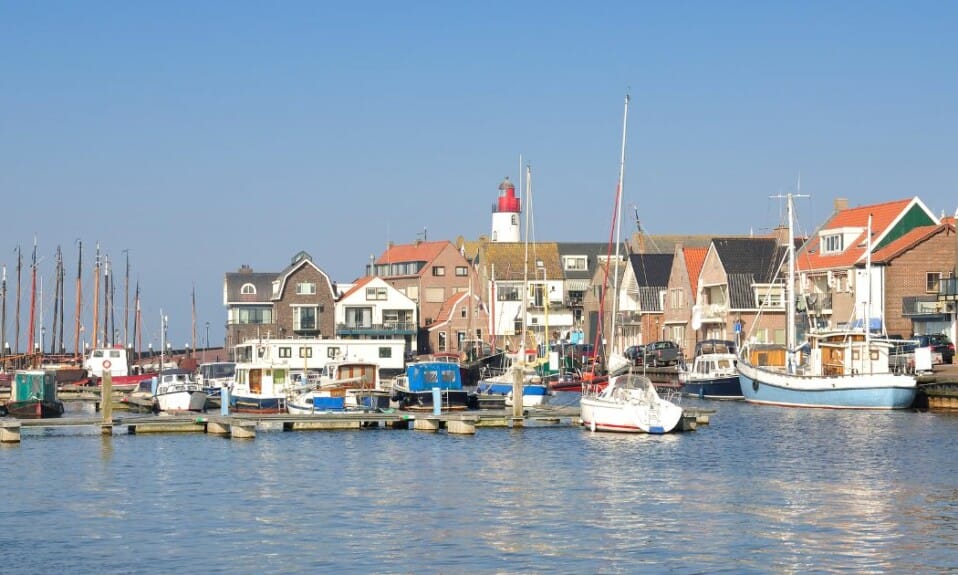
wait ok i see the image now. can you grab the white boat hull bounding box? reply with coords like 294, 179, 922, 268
580, 374, 683, 434
155, 389, 208, 413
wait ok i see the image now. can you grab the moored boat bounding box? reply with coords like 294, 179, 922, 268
83, 345, 155, 391
154, 369, 208, 413
392, 358, 472, 412
287, 360, 388, 414
229, 361, 289, 414
679, 340, 742, 400
580, 372, 684, 434
5, 370, 65, 419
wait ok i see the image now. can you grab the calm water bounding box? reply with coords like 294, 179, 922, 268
2, 399, 958, 574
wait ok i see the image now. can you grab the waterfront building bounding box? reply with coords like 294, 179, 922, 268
334, 276, 417, 355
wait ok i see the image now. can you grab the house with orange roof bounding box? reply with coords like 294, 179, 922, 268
864, 217, 956, 345
334, 276, 417, 355
795, 197, 938, 332
663, 245, 709, 356
368, 239, 477, 354
426, 291, 491, 357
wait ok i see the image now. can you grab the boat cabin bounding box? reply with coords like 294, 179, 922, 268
84, 346, 132, 378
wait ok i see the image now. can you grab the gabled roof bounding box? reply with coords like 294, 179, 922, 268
224, 271, 275, 303
338, 276, 376, 300
428, 292, 483, 330
629, 254, 674, 287
376, 240, 451, 269
797, 197, 937, 271
711, 238, 785, 309
870, 222, 956, 264
631, 233, 715, 254
271, 252, 336, 300
555, 242, 615, 280
682, 247, 708, 295
484, 242, 563, 282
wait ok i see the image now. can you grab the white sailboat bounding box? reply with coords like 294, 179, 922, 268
579, 94, 685, 434
737, 193, 917, 409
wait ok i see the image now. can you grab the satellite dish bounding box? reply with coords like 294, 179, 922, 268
691, 305, 702, 330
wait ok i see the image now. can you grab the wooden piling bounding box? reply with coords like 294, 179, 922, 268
101, 372, 113, 435
414, 418, 440, 432
446, 419, 476, 435
207, 420, 230, 436
1, 421, 22, 443
231, 421, 256, 439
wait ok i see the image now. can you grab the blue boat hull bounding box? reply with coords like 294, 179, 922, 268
737, 372, 916, 410
476, 382, 551, 397
681, 375, 743, 400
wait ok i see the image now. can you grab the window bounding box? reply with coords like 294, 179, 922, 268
241, 283, 256, 295
405, 285, 419, 301
327, 347, 341, 359
296, 282, 316, 295
822, 234, 843, 253
293, 306, 318, 331
298, 346, 313, 358
236, 306, 272, 325
425, 287, 445, 303
497, 284, 520, 301
378, 347, 392, 358
278, 347, 292, 358
432, 266, 446, 276
438, 331, 447, 352
366, 287, 387, 300
460, 306, 467, 319
345, 307, 372, 328
563, 256, 588, 271
927, 272, 942, 293
511, 214, 518, 226
455, 266, 468, 277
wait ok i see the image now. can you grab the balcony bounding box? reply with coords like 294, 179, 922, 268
802, 292, 833, 315
335, 321, 417, 337
903, 295, 948, 317
940, 277, 958, 301
699, 303, 727, 323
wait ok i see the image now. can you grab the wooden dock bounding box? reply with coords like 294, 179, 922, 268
917, 363, 958, 410
1, 404, 711, 443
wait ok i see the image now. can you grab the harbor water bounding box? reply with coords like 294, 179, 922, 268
2, 399, 958, 574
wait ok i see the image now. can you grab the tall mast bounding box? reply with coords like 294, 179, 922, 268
1, 265, 5, 356
609, 94, 629, 353
103, 254, 110, 345
134, 281, 141, 360
27, 237, 37, 354
74, 240, 82, 358
786, 193, 796, 373
15, 245, 21, 354
865, 213, 873, 349
52, 246, 62, 354
123, 250, 129, 347
92, 243, 100, 349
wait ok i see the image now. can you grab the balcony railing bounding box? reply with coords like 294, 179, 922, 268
940, 277, 958, 299
902, 295, 945, 316
336, 321, 417, 335
802, 292, 833, 315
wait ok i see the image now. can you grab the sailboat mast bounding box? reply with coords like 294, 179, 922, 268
1, 265, 5, 356
865, 213, 873, 349
74, 240, 82, 359
52, 246, 61, 354
92, 243, 100, 349
27, 238, 37, 355
786, 193, 796, 373
15, 245, 21, 354
609, 94, 629, 353
103, 254, 110, 346
124, 250, 129, 347
522, 164, 531, 353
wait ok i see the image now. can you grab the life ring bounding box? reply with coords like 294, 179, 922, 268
103, 359, 112, 370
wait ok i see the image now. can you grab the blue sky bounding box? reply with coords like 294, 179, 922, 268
1, 1, 955, 351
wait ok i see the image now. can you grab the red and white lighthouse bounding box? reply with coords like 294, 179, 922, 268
491, 177, 521, 242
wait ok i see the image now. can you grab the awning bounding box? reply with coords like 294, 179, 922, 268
564, 279, 591, 291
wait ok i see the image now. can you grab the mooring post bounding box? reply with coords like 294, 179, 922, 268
101, 371, 113, 435
432, 387, 441, 416
220, 386, 230, 416
1, 421, 22, 444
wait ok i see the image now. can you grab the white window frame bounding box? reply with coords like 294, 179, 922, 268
241, 283, 256, 295
296, 282, 317, 295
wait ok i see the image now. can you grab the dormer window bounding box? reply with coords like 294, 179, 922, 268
240, 283, 256, 295
822, 234, 843, 254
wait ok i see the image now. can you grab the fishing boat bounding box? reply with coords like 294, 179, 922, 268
229, 361, 289, 414
83, 345, 154, 391
580, 373, 684, 434
679, 339, 742, 400
736, 194, 917, 409
154, 369, 208, 413
391, 357, 473, 412
4, 370, 65, 419
287, 360, 389, 414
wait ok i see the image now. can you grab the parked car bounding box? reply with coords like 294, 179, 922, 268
643, 340, 682, 367
624, 344, 645, 365
914, 334, 955, 365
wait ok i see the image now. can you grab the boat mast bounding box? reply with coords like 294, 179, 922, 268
1, 264, 6, 358
73, 240, 82, 359
15, 245, 21, 354
786, 193, 796, 374
51, 245, 62, 354
864, 213, 873, 362
27, 237, 37, 356
123, 250, 129, 348
92, 243, 100, 349
609, 94, 629, 355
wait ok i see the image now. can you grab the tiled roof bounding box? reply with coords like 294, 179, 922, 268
631, 233, 715, 254
484, 242, 563, 282
796, 198, 914, 271
338, 276, 375, 300
224, 271, 276, 303
429, 291, 477, 327
870, 223, 955, 264
712, 238, 785, 309
629, 254, 674, 287
682, 247, 708, 294
376, 240, 451, 268
556, 242, 614, 280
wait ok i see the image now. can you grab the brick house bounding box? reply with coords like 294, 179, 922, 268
867, 218, 956, 345
368, 240, 476, 354
426, 291, 491, 355
621, 252, 674, 347
223, 251, 337, 353
662, 245, 708, 357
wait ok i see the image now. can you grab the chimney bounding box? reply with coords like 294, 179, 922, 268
834, 198, 849, 213
772, 225, 790, 246
239, 264, 253, 274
